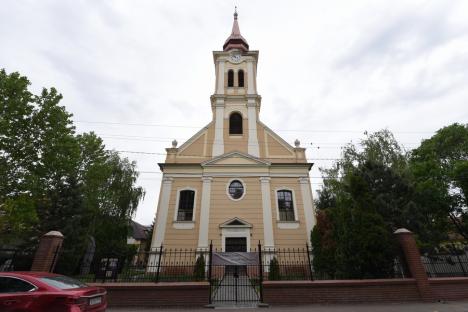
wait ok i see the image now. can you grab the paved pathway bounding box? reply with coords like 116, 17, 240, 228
108, 301, 468, 311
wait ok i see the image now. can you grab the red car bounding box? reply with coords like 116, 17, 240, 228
0, 272, 107, 311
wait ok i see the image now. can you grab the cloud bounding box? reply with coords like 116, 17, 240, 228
1, 0, 467, 224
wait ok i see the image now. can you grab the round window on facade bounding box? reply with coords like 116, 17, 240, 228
228, 180, 244, 200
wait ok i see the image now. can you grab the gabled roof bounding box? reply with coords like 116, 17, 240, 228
201, 151, 271, 167
219, 217, 252, 228
130, 220, 151, 241
177, 121, 212, 154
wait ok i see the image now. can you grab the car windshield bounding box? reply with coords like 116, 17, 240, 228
39, 276, 88, 290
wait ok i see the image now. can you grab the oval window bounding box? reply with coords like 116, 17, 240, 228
228, 180, 244, 200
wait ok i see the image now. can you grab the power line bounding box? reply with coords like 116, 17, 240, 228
100, 136, 420, 149
116, 149, 341, 161
77, 120, 435, 134
137, 171, 333, 179
95, 133, 422, 145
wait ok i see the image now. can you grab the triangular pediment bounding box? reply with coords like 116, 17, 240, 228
219, 217, 252, 228
202, 151, 271, 167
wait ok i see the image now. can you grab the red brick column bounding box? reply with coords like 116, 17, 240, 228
31, 231, 64, 272
394, 228, 434, 301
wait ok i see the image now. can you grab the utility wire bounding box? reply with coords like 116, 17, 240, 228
77, 120, 435, 134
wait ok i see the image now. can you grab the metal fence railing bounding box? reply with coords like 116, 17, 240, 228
46, 242, 409, 283
0, 248, 35, 272
54, 246, 210, 283
421, 246, 468, 278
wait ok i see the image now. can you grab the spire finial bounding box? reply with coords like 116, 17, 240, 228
223, 6, 249, 52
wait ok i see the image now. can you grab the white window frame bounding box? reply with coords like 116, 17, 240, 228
219, 218, 252, 251
274, 187, 299, 226
173, 187, 197, 229
226, 178, 247, 201
221, 229, 251, 252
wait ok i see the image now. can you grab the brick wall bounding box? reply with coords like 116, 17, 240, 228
430, 277, 468, 301
91, 278, 468, 307
263, 279, 421, 304
89, 282, 209, 307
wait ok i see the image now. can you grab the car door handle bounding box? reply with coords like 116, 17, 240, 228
3, 299, 18, 305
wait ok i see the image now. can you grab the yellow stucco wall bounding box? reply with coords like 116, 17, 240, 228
162, 178, 202, 249
208, 177, 264, 250
160, 175, 310, 250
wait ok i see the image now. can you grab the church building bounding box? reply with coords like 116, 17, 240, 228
150, 11, 316, 253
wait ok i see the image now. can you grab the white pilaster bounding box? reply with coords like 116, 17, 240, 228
197, 177, 213, 248
247, 101, 260, 157
151, 177, 173, 248
217, 61, 225, 94
212, 100, 225, 156
260, 177, 275, 248
299, 177, 316, 243
247, 61, 255, 94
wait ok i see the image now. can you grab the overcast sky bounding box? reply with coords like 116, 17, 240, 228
1, 0, 468, 225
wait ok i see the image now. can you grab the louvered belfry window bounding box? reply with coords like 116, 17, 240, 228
238, 70, 244, 87
229, 113, 243, 134
228, 70, 234, 87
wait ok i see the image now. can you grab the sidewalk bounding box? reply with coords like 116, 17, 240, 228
108, 300, 468, 311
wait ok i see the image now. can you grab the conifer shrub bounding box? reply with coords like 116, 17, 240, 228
193, 255, 206, 281
268, 257, 281, 280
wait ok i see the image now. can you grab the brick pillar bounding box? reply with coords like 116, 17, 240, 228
394, 228, 434, 301
31, 231, 64, 272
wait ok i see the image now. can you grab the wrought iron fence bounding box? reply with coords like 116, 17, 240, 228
263, 246, 407, 280
263, 246, 312, 281
0, 248, 35, 272
52, 242, 407, 283
55, 246, 210, 283
421, 245, 468, 277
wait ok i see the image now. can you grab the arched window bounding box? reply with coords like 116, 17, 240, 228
229, 113, 243, 135
277, 190, 295, 221
177, 190, 195, 221
227, 70, 234, 87
238, 70, 244, 87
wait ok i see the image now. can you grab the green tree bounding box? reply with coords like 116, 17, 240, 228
0, 69, 38, 244
310, 211, 336, 278
1, 69, 144, 274
410, 123, 468, 241
313, 130, 412, 278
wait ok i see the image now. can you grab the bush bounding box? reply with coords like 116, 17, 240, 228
193, 255, 206, 281
268, 257, 280, 280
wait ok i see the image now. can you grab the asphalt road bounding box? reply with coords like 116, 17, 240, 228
108, 300, 468, 311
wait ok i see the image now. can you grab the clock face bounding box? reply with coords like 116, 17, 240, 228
230, 54, 241, 63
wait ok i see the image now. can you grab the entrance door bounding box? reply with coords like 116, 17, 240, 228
225, 237, 247, 275
225, 237, 247, 252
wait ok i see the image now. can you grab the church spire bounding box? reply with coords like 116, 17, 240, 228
223, 7, 249, 52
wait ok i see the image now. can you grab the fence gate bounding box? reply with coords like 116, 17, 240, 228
208, 245, 263, 306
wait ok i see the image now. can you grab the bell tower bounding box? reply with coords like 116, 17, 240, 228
149, 9, 315, 255
211, 9, 261, 157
